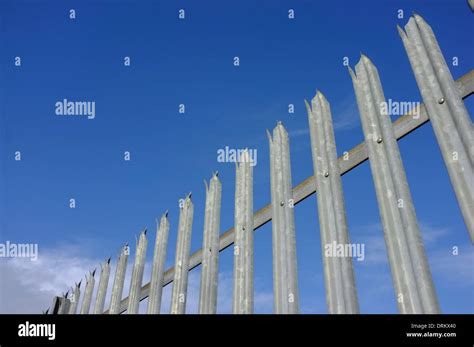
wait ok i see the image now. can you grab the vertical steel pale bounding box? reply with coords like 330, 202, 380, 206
147, 213, 170, 314
80, 270, 95, 314
268, 123, 300, 314
398, 14, 473, 242
233, 150, 254, 314
58, 294, 71, 314
170, 194, 194, 314
109, 245, 129, 314
199, 173, 222, 314
93, 258, 111, 314
305, 92, 359, 314
127, 229, 148, 314
68, 281, 81, 314
350, 54, 439, 313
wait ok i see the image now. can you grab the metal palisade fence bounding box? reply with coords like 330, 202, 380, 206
50, 14, 473, 315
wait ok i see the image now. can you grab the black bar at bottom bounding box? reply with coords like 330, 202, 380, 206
0, 314, 472, 346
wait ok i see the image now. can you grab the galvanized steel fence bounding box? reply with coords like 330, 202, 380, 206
50, 14, 473, 315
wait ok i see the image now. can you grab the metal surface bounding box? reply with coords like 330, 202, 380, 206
170, 194, 194, 314
127, 230, 148, 314
268, 122, 300, 314
93, 258, 111, 314
108, 245, 129, 314
57, 295, 71, 315
233, 150, 254, 314
198, 174, 222, 314
306, 92, 359, 314
350, 54, 439, 313
80, 270, 95, 314
68, 282, 81, 314
398, 15, 473, 241
147, 213, 170, 314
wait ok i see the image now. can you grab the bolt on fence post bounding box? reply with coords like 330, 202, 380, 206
127, 229, 148, 314
80, 270, 96, 314
109, 244, 129, 314
349, 54, 440, 313
267, 122, 300, 314
68, 281, 82, 314
93, 258, 111, 314
233, 150, 254, 314
305, 92, 359, 314
170, 193, 194, 314
398, 14, 474, 242
198, 173, 222, 314
147, 212, 171, 314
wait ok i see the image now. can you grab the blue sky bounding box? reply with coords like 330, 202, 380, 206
0, 0, 473, 314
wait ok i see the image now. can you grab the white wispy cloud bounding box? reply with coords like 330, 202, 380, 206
0, 246, 100, 313
332, 98, 359, 131
0, 245, 273, 314
353, 221, 451, 266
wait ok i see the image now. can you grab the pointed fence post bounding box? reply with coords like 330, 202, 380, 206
80, 270, 96, 314
69, 281, 81, 314
349, 54, 440, 313
93, 258, 111, 314
127, 229, 148, 314
147, 212, 171, 314
50, 296, 61, 314
233, 150, 254, 314
268, 122, 300, 314
58, 293, 71, 314
198, 173, 222, 314
109, 245, 129, 314
398, 14, 474, 241
170, 194, 194, 314
305, 92, 359, 314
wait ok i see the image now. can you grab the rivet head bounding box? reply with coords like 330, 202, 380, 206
377, 137, 383, 144
280, 201, 285, 206
438, 97, 445, 104
324, 171, 329, 177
